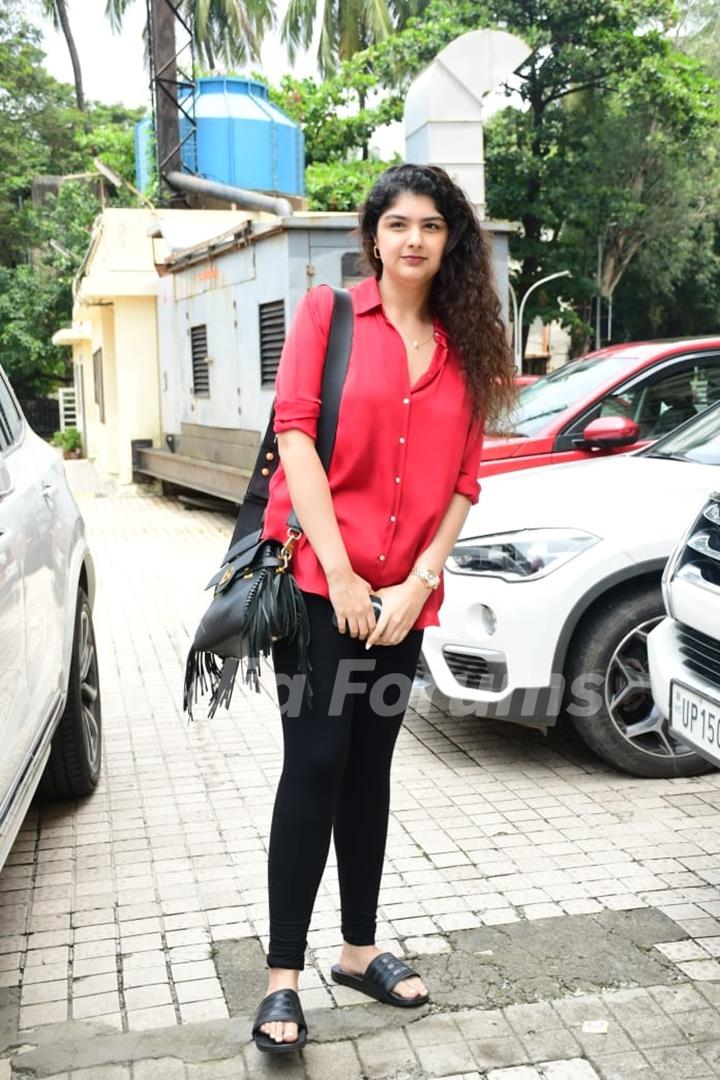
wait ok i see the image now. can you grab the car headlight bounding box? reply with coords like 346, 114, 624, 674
447, 528, 600, 582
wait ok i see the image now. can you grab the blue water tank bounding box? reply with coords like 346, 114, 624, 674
135, 77, 304, 196
189, 76, 303, 195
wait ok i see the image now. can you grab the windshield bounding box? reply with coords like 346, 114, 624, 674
643, 401, 720, 465
505, 354, 637, 437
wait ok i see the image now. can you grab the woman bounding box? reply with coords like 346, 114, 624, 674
252, 163, 515, 1052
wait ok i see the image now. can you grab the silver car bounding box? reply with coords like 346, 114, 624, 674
0, 365, 101, 870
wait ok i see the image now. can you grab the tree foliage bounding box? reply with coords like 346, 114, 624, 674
281, 0, 431, 77
105, 0, 276, 69
0, 8, 143, 399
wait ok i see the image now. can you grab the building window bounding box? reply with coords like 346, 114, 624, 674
259, 301, 286, 387
93, 347, 105, 424
191, 324, 210, 396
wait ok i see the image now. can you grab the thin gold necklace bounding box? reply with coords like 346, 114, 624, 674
411, 332, 434, 349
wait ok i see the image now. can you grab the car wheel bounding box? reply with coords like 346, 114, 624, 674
38, 587, 102, 799
564, 583, 714, 778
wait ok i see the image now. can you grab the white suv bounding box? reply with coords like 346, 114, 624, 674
648, 491, 720, 767
422, 402, 720, 778
0, 366, 101, 870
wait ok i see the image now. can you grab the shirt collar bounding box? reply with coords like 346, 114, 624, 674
353, 275, 448, 343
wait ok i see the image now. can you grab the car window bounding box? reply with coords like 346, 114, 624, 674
562, 355, 720, 442
0, 373, 23, 448
504, 354, 637, 437
645, 400, 720, 465
597, 360, 720, 440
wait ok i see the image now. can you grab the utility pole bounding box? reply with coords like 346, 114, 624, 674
514, 271, 571, 372
595, 232, 603, 352
146, 0, 196, 199
148, 0, 181, 179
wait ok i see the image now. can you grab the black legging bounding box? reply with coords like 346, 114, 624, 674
266, 591, 423, 971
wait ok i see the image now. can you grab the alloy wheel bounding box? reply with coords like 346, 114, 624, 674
79, 607, 101, 773
603, 616, 694, 759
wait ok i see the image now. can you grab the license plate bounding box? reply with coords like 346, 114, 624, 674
670, 681, 720, 766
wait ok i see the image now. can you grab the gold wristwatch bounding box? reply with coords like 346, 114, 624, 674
412, 565, 441, 590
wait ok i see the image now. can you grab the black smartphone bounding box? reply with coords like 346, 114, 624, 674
331, 594, 382, 630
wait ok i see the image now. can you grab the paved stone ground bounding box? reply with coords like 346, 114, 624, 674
3, 462, 720, 1078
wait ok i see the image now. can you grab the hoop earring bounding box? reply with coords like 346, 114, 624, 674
373, 244, 381, 261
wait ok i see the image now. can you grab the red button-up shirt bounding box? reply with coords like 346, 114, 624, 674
262, 276, 485, 628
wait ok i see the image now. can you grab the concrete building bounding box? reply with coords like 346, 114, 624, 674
52, 207, 260, 484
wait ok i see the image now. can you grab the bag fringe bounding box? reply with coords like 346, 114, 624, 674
184, 564, 314, 720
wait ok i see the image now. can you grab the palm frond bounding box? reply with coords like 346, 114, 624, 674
105, 0, 132, 34
318, 0, 337, 76
362, 0, 392, 40
39, 1, 61, 32
281, 0, 318, 62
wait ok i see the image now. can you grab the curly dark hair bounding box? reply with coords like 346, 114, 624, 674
357, 163, 516, 426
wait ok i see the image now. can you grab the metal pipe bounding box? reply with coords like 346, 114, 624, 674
166, 171, 293, 217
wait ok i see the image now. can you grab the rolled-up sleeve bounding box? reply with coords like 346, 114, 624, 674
455, 414, 485, 504
273, 285, 333, 439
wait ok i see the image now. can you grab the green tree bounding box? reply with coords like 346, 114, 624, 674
0, 8, 143, 399
282, 0, 431, 77
105, 0, 275, 69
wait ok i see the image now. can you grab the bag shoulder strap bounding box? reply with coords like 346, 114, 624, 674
227, 285, 353, 548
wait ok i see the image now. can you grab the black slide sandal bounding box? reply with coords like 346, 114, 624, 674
252, 988, 308, 1053
331, 952, 430, 1007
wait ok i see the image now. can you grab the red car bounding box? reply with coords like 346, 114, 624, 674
484, 337, 720, 477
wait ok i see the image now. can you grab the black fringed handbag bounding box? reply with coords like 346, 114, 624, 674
183, 286, 354, 720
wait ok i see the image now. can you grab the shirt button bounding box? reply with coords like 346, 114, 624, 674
402, 397, 410, 405
390, 515, 397, 522
395, 476, 401, 483
378, 554, 385, 561
399, 437, 406, 444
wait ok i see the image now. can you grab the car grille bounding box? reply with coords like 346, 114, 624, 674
677, 493, 720, 591
442, 648, 506, 691
677, 624, 720, 691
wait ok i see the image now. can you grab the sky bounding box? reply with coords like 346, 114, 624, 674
35, 0, 316, 110
33, 0, 404, 158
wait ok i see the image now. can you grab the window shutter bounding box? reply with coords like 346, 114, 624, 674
191, 324, 210, 396
259, 301, 286, 387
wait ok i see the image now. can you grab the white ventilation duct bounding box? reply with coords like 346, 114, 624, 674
405, 29, 531, 218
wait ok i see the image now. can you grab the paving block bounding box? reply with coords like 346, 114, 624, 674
356, 1027, 417, 1079
406, 1013, 465, 1046
487, 1069, 542, 1080
469, 1036, 529, 1071
126, 1004, 178, 1031
541, 1060, 601, 1080
505, 1002, 564, 1036
132, 1060, 187, 1080
591, 1050, 653, 1080
294, 1039, 362, 1080
415, 1039, 479, 1075
179, 999, 230, 1023
456, 1009, 513, 1041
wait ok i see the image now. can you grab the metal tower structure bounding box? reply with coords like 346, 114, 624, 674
146, 0, 197, 202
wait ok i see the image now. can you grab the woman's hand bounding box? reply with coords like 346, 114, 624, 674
365, 578, 429, 648
327, 568, 377, 639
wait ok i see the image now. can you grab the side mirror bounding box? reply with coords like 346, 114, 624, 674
582, 415, 640, 449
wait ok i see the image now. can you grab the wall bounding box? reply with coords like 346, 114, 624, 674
113, 297, 162, 483
156, 224, 357, 444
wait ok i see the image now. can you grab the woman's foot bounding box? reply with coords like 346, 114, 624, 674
259, 968, 301, 1044
337, 943, 427, 999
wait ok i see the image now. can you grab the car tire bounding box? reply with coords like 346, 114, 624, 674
38, 587, 102, 800
564, 582, 714, 778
